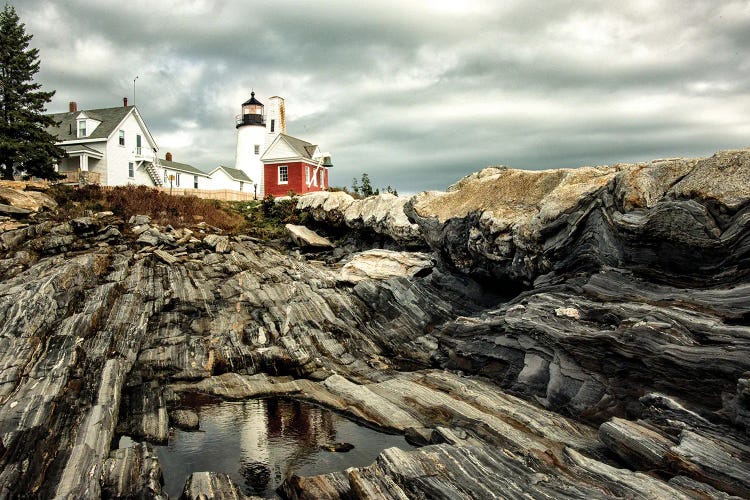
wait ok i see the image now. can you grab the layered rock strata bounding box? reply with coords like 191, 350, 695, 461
0, 147, 747, 499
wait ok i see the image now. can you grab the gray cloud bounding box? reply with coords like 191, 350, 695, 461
15, 0, 750, 193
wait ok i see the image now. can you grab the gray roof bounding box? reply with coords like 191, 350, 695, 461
280, 134, 317, 160
61, 144, 100, 155
216, 166, 252, 182
160, 158, 209, 177
46, 106, 134, 141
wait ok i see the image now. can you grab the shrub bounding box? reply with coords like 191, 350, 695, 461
49, 184, 245, 231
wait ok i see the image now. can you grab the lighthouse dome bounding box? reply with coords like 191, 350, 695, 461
236, 91, 266, 128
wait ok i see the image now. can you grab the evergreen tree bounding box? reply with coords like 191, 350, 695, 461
0, 4, 63, 180
359, 173, 373, 197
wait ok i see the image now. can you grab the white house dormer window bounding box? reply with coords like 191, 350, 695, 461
77, 120, 86, 138
278, 165, 288, 184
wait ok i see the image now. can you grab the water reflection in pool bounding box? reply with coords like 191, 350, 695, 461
131, 398, 415, 498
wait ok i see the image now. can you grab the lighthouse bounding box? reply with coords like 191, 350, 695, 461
234, 91, 266, 196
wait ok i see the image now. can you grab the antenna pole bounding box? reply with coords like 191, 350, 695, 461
133, 75, 139, 105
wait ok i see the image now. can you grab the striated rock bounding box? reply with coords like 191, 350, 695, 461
598, 417, 673, 469
340, 249, 434, 283
0, 148, 749, 499
297, 191, 424, 246
285, 223, 333, 248
180, 472, 254, 500
101, 443, 166, 499
116, 383, 169, 444
406, 149, 750, 284
153, 248, 179, 265
279, 472, 351, 500
0, 203, 31, 216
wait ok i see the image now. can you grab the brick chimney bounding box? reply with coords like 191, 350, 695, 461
123, 97, 128, 107
69, 101, 77, 113
165, 152, 172, 161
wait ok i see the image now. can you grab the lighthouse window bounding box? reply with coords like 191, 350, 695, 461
194, 175, 199, 189
278, 165, 288, 184
270, 119, 275, 133
254, 144, 260, 155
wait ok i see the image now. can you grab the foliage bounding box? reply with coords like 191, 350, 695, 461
359, 173, 374, 197
349, 173, 398, 197
0, 5, 63, 180
229, 193, 308, 240
261, 193, 275, 217
49, 184, 245, 231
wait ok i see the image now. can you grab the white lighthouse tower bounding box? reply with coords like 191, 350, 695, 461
234, 91, 266, 196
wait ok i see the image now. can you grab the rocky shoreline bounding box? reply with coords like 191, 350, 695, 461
0, 149, 748, 498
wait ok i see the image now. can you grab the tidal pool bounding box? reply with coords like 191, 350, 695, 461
122, 397, 415, 498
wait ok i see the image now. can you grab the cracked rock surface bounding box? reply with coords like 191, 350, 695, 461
0, 149, 749, 499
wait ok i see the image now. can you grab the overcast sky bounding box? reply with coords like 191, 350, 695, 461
17, 0, 750, 193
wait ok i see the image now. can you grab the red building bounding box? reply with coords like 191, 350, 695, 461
261, 134, 332, 197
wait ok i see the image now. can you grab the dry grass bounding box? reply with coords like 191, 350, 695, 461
50, 184, 245, 231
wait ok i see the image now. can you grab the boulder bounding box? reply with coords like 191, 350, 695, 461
285, 224, 333, 248
203, 233, 230, 253
170, 409, 199, 430
129, 214, 152, 225
297, 191, 424, 246
0, 186, 56, 211
340, 249, 434, 283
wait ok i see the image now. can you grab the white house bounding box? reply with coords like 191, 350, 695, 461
205, 166, 252, 193
46, 99, 164, 187
159, 152, 211, 190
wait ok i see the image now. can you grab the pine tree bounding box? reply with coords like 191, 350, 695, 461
359, 173, 373, 197
0, 4, 63, 180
